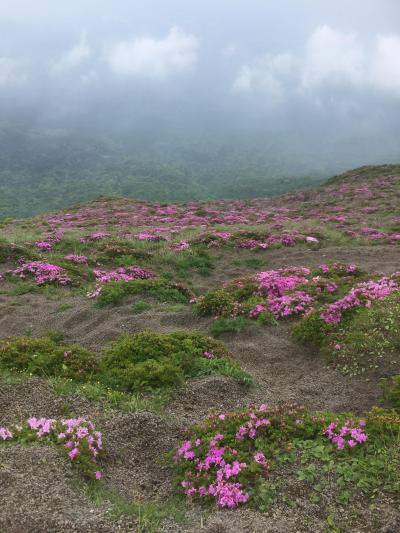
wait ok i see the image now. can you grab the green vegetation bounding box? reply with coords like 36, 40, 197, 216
195, 289, 236, 317
173, 403, 400, 514
100, 330, 251, 391
96, 279, 191, 307
381, 375, 400, 411
0, 126, 327, 219
209, 316, 253, 337
292, 292, 400, 375
0, 336, 98, 381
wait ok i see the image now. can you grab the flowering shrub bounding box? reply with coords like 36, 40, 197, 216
64, 254, 88, 263
320, 276, 399, 324
35, 241, 53, 250
172, 403, 400, 512
80, 231, 110, 243
325, 420, 367, 449
260, 291, 315, 319
134, 232, 166, 241
93, 266, 154, 284
171, 240, 190, 252
0, 416, 103, 479
12, 260, 71, 285
173, 403, 328, 509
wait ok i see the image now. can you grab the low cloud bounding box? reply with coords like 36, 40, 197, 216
232, 53, 295, 105
106, 26, 198, 80
301, 26, 364, 88
51, 32, 91, 74
369, 34, 400, 96
233, 25, 400, 104
0, 57, 27, 86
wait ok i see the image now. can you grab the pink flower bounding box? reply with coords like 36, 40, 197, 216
68, 447, 80, 460
95, 471, 103, 480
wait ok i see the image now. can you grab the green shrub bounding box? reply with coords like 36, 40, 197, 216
325, 293, 400, 374
381, 376, 400, 411
195, 289, 236, 317
0, 239, 38, 263
0, 336, 99, 381
131, 301, 152, 314
209, 316, 252, 337
291, 310, 334, 347
97, 240, 153, 260
96, 279, 190, 307
161, 250, 214, 277
173, 404, 400, 514
148, 286, 188, 304
100, 330, 237, 392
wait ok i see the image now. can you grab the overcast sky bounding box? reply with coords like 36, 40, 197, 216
1, 0, 400, 147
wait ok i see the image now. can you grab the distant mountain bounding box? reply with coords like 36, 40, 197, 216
1, 125, 399, 219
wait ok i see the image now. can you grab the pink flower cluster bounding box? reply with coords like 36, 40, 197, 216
325, 420, 368, 449
35, 241, 53, 250
12, 261, 71, 285
264, 291, 315, 319
1, 416, 103, 479
93, 266, 154, 283
134, 232, 166, 241
64, 254, 88, 263
320, 276, 399, 324
59, 417, 102, 466
0, 427, 13, 440
28, 416, 56, 436
251, 267, 314, 318
239, 233, 299, 249
175, 404, 274, 508
176, 436, 250, 508
80, 231, 110, 243
171, 240, 190, 251
236, 412, 271, 440
35, 229, 64, 251
256, 267, 310, 298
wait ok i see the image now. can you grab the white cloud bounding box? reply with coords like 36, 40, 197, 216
301, 26, 365, 88
232, 25, 400, 103
51, 32, 91, 73
0, 57, 26, 86
369, 34, 400, 95
232, 53, 295, 104
106, 26, 198, 79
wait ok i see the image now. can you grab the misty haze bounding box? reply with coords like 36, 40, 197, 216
1, 0, 400, 216
0, 2, 400, 532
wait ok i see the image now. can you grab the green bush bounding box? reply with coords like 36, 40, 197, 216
161, 249, 214, 277
209, 316, 252, 337
195, 289, 236, 317
381, 376, 400, 411
0, 239, 38, 263
100, 330, 237, 392
173, 403, 400, 516
292, 292, 400, 375
0, 336, 99, 380
131, 301, 152, 314
148, 286, 188, 304
96, 279, 190, 307
291, 310, 334, 347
